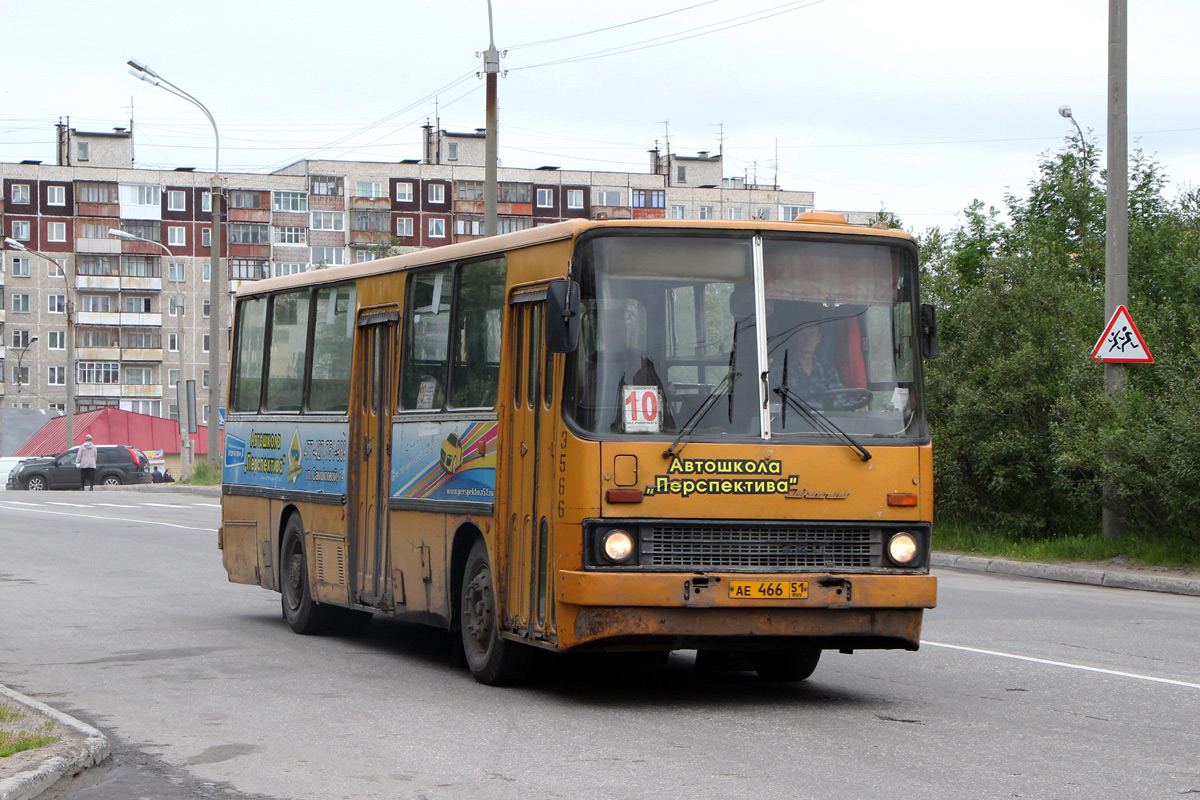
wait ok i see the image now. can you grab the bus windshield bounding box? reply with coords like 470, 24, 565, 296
563, 231, 926, 441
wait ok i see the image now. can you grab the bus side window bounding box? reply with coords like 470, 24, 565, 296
308, 284, 357, 412
401, 267, 451, 410
231, 296, 268, 413
449, 258, 505, 408
264, 289, 311, 413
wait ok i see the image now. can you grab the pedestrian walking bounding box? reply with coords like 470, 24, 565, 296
75, 434, 98, 490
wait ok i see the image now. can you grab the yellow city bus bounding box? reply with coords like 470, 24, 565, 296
218, 214, 939, 684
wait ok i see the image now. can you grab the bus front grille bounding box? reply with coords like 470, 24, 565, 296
642, 523, 880, 570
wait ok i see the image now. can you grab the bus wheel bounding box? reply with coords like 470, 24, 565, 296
460, 539, 531, 685
750, 645, 822, 682
280, 516, 335, 635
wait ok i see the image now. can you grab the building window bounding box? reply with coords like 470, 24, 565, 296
202, 262, 211, 282
396, 217, 414, 237
632, 189, 665, 209
273, 262, 307, 277
168, 369, 181, 387
230, 259, 268, 281
355, 181, 383, 199
274, 226, 307, 245
457, 181, 484, 201
167, 261, 186, 282
201, 192, 213, 213
77, 182, 114, 203
350, 211, 389, 232
596, 190, 622, 207
167, 190, 187, 211
120, 220, 161, 242
726, 207, 744, 220
311, 175, 343, 196
677, 165, 687, 183
47, 185, 66, 206
11, 257, 30, 277
497, 217, 533, 235
77, 362, 121, 384
567, 189, 584, 209
168, 333, 179, 352
11, 329, 32, 348
448, 142, 459, 161
201, 227, 211, 248
77, 142, 89, 161
168, 226, 186, 246
201, 298, 211, 318
310, 246, 344, 266
125, 399, 161, 416
80, 295, 112, 313
455, 218, 482, 236
47, 366, 65, 386
202, 370, 210, 388
536, 188, 554, 208
77, 326, 118, 347
48, 330, 65, 350
756, 207, 773, 220
78, 221, 109, 239
229, 191, 263, 209
10, 220, 30, 241
272, 191, 308, 212
48, 295, 66, 314
497, 183, 531, 203
395, 182, 413, 202
669, 204, 685, 219
781, 205, 812, 221
311, 211, 344, 231
698, 206, 714, 220
10, 184, 30, 204
428, 218, 446, 238
356, 250, 375, 263
228, 223, 269, 245
124, 296, 152, 313
47, 259, 64, 278
126, 367, 152, 385
129, 185, 161, 205
11, 293, 30, 313
169, 297, 184, 317
202, 335, 210, 354
428, 184, 445, 204
13, 366, 30, 386
121, 256, 159, 278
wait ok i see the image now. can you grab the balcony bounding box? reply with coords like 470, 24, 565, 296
121, 276, 162, 292
121, 349, 164, 362
119, 312, 162, 327
76, 237, 121, 254
78, 347, 120, 361
77, 311, 121, 326
122, 384, 163, 398
76, 275, 121, 291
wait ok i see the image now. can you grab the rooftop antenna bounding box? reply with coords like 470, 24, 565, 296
713, 122, 725, 159
659, 120, 670, 176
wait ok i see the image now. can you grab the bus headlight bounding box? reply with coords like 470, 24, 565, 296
887, 532, 919, 566
601, 529, 635, 564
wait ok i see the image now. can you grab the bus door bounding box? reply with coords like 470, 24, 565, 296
350, 310, 397, 609
505, 294, 558, 643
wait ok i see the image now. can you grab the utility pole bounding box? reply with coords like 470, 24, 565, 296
1103, 0, 1129, 539
481, 0, 503, 237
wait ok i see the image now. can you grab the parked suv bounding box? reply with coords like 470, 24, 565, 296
6, 445, 152, 490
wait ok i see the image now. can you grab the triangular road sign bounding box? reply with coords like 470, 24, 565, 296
1092, 305, 1154, 363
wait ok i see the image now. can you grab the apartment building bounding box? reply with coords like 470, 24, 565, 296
1, 122, 825, 420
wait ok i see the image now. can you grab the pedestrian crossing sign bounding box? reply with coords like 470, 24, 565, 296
1092, 305, 1154, 363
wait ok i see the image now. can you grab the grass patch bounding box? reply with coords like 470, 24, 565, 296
179, 459, 221, 485
935, 518, 1200, 570
0, 701, 62, 758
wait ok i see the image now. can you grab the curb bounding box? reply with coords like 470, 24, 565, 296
932, 553, 1200, 597
0, 685, 109, 800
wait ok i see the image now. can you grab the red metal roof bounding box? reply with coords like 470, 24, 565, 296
13, 408, 214, 457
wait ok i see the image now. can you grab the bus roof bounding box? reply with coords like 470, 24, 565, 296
235, 215, 916, 298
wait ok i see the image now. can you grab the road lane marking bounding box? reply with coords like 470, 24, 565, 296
0, 502, 215, 532
139, 502, 190, 508
924, 641, 1200, 690
46, 502, 93, 508
93, 503, 138, 508
1, 500, 40, 506
193, 503, 222, 507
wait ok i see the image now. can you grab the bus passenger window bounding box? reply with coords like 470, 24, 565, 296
231, 296, 267, 412
402, 267, 451, 410
449, 258, 505, 408
308, 284, 356, 412
264, 290, 311, 412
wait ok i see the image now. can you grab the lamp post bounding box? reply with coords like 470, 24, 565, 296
15, 336, 39, 400
109, 228, 192, 478
128, 59, 223, 466
478, 0, 504, 236
1058, 105, 1090, 163
6, 238, 74, 450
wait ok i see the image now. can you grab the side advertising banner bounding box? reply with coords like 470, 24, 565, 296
223, 421, 350, 495
391, 420, 497, 504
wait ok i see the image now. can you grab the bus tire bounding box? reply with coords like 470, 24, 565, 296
750, 645, 821, 682
280, 515, 335, 635
460, 538, 532, 685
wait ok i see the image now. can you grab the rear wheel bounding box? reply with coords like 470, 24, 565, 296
750, 645, 822, 682
280, 515, 335, 635
460, 538, 532, 685
101, 474, 123, 486
25, 475, 46, 491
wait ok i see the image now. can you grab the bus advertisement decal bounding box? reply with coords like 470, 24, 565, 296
643, 457, 801, 498
393, 420, 498, 504
223, 422, 349, 494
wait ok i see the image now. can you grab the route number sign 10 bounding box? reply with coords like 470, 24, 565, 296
622, 386, 661, 433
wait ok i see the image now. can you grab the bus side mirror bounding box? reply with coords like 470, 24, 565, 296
546, 279, 580, 353
920, 303, 939, 358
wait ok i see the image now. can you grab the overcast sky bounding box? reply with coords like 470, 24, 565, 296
2, 0, 1196, 234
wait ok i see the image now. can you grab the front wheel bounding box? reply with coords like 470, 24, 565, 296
460, 539, 532, 685
280, 515, 335, 635
25, 475, 46, 491
750, 645, 822, 682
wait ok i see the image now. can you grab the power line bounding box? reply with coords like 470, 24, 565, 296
504, 1, 723, 50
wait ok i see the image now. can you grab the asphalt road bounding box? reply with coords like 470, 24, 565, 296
1, 490, 1198, 799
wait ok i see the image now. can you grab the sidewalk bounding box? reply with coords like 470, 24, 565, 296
1, 545, 1195, 799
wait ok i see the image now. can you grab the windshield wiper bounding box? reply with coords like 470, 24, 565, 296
773, 384, 872, 462
663, 362, 737, 460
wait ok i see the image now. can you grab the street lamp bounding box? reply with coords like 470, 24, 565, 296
1058, 105, 1090, 163
15, 336, 39, 400
6, 238, 74, 451
128, 59, 223, 466
108, 228, 192, 478
477, 0, 505, 237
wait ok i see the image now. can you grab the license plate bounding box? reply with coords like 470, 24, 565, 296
728, 580, 809, 599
